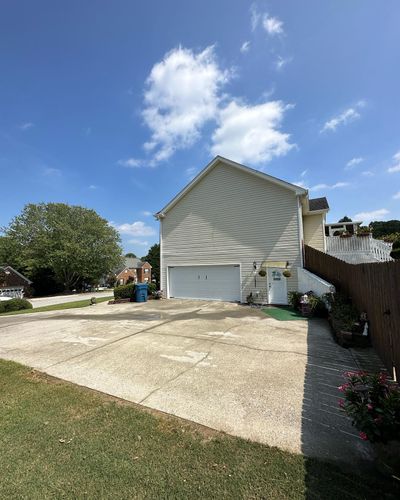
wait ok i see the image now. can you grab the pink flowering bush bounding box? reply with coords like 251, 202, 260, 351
338, 371, 400, 443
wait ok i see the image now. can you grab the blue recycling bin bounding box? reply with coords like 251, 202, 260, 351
135, 283, 148, 302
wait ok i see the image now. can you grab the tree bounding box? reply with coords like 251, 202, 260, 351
370, 220, 400, 239
339, 216, 352, 223
142, 243, 160, 287
390, 239, 400, 260
125, 252, 137, 258
2, 203, 123, 291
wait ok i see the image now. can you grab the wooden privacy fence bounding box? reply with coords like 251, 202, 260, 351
304, 245, 400, 377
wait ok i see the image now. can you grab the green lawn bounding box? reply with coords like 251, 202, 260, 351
0, 296, 112, 316
0, 360, 398, 499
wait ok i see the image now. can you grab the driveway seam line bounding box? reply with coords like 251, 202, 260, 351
144, 330, 355, 365
137, 326, 234, 405
42, 309, 206, 369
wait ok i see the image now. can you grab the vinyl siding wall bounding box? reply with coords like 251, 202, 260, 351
160, 162, 302, 303
303, 213, 326, 252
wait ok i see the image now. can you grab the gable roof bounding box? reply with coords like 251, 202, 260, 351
155, 156, 308, 218
125, 257, 143, 269
115, 257, 152, 275
0, 265, 32, 285
309, 197, 329, 212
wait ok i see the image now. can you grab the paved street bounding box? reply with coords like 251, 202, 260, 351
29, 291, 113, 308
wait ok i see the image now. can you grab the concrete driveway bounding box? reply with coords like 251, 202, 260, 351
0, 299, 384, 469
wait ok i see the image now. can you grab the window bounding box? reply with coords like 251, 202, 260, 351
144, 268, 149, 273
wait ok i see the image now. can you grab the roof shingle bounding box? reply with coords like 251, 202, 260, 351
309, 197, 329, 212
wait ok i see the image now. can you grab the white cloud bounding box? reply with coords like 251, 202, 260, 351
113, 221, 156, 237
211, 99, 294, 165
128, 239, 150, 246
140, 210, 153, 217
240, 41, 251, 54
275, 56, 291, 71
250, 3, 260, 31
142, 45, 231, 163
42, 167, 61, 176
293, 180, 308, 189
346, 157, 364, 169
88, 184, 98, 189
300, 169, 308, 178
19, 122, 34, 131
393, 191, 400, 200
118, 158, 144, 168
321, 101, 365, 133
362, 170, 374, 177
309, 181, 349, 192
250, 5, 284, 36
387, 151, 400, 173
263, 14, 284, 36
353, 208, 389, 223
185, 166, 198, 180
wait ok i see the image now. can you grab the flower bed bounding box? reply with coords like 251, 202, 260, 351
338, 371, 400, 443
325, 292, 370, 348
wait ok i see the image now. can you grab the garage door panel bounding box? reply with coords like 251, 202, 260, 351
169, 265, 240, 302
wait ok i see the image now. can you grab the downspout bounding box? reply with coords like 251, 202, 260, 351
297, 195, 305, 268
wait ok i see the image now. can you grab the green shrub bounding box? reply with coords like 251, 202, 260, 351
357, 226, 371, 235
0, 298, 33, 314
114, 283, 135, 300
288, 291, 302, 309
379, 232, 400, 243
328, 292, 359, 332
147, 282, 157, 295
308, 295, 328, 317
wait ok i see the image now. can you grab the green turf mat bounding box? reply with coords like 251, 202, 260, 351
261, 306, 307, 321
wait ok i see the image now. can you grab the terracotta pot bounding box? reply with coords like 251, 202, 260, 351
336, 330, 353, 347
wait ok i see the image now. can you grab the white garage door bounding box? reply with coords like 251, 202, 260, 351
168, 265, 241, 302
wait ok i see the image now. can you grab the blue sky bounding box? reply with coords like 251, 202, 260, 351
1, 0, 399, 255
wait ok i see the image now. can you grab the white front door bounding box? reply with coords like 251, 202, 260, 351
267, 268, 288, 305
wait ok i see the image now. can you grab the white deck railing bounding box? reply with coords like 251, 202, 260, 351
326, 235, 393, 263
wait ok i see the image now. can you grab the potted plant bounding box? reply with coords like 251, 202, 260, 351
338, 371, 400, 475
326, 292, 360, 347
282, 269, 291, 278
258, 269, 266, 277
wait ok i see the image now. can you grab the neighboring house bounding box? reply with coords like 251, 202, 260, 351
116, 257, 152, 285
325, 220, 362, 236
0, 265, 32, 298
155, 156, 329, 304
